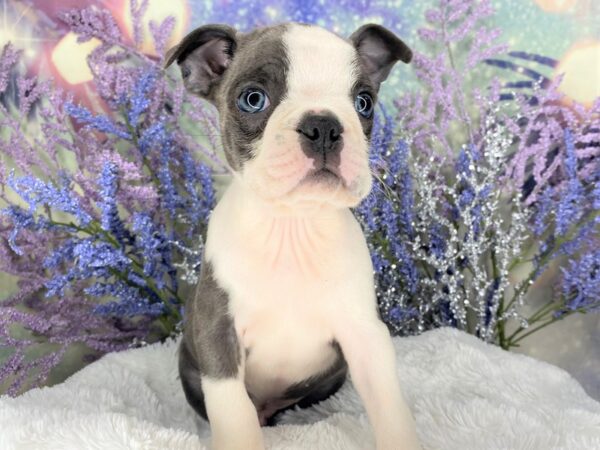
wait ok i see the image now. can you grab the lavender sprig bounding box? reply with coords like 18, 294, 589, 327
0, 3, 220, 395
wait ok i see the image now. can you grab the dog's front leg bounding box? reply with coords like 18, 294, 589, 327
334, 315, 422, 450
183, 260, 264, 450
202, 375, 264, 450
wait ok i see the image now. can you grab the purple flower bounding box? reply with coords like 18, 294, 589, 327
471, 185, 491, 239
7, 170, 92, 225
156, 133, 180, 217
459, 187, 476, 208
381, 200, 418, 293
93, 295, 164, 317
43, 239, 78, 270
128, 70, 156, 127
456, 146, 473, 177
129, 0, 150, 47
44, 273, 75, 298
392, 241, 419, 294
181, 152, 214, 229
439, 298, 458, 327
533, 186, 554, 237
593, 177, 600, 210
1, 206, 40, 255
127, 271, 147, 287
74, 239, 130, 271
355, 180, 379, 234
391, 139, 415, 238
371, 106, 394, 158
199, 164, 216, 220
454, 145, 488, 239
97, 162, 131, 244
0, 43, 21, 94
195, 0, 410, 33
370, 246, 390, 275
456, 146, 477, 209
138, 121, 168, 156
131, 213, 170, 289
0, 293, 150, 396
560, 250, 600, 313
556, 129, 584, 235
65, 102, 131, 139
44, 238, 131, 297
149, 16, 175, 57
87, 281, 164, 318
0, 3, 224, 396
428, 223, 447, 259
17, 76, 50, 117
483, 278, 500, 328
58, 7, 122, 44
558, 220, 597, 258
389, 306, 419, 324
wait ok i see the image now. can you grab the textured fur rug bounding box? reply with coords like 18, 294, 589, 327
1, 327, 599, 449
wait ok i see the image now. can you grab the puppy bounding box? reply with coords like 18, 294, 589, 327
165, 22, 421, 450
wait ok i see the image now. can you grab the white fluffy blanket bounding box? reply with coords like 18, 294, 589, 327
1, 327, 599, 450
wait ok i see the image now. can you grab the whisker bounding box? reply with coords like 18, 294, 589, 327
369, 166, 401, 203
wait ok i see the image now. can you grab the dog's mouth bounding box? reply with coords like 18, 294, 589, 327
302, 167, 344, 188
272, 161, 365, 208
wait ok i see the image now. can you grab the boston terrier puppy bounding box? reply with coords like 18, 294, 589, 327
165, 22, 421, 450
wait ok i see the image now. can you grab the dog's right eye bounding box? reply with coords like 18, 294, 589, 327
237, 88, 270, 113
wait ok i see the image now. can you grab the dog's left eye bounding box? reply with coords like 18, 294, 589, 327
354, 92, 374, 118
237, 88, 270, 113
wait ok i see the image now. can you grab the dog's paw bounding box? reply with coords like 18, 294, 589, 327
212, 439, 264, 450
376, 434, 423, 450
377, 443, 422, 450
211, 430, 264, 450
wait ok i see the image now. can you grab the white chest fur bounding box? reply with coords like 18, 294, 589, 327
204, 178, 376, 404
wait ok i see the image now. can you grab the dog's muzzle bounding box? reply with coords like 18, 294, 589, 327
296, 112, 344, 173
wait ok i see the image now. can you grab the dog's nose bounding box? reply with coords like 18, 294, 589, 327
296, 113, 343, 158
297, 115, 342, 144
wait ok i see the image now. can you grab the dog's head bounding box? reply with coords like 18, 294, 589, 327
165, 22, 411, 210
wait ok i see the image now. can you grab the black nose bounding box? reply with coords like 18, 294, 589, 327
296, 113, 343, 160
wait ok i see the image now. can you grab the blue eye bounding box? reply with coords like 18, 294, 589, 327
237, 88, 270, 113
355, 92, 374, 118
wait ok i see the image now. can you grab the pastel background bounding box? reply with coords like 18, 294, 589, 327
1, 0, 598, 398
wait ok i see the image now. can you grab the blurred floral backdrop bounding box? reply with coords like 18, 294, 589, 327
0, 0, 599, 399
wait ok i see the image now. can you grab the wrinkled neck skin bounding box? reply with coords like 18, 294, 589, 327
204, 175, 367, 282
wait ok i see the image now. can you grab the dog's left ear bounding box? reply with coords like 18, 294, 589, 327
164, 24, 237, 103
349, 24, 412, 88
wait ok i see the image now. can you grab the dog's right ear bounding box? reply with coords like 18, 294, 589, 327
164, 24, 237, 103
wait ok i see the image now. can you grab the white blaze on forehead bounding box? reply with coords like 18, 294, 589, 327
283, 24, 359, 101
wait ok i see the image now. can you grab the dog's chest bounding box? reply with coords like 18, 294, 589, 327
204, 185, 375, 408
235, 288, 340, 404
219, 230, 347, 403
207, 214, 359, 404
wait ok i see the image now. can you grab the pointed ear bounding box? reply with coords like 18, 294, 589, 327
349, 24, 412, 88
164, 24, 237, 103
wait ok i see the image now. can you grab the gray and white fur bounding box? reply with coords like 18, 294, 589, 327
165, 22, 421, 450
